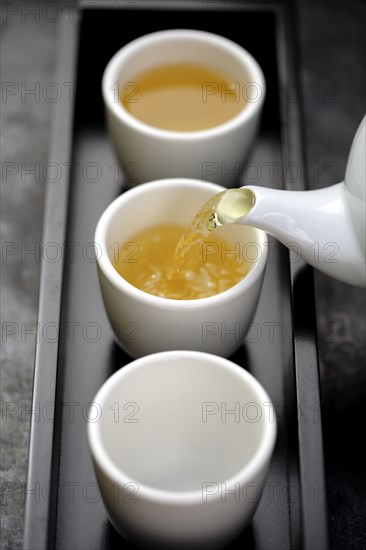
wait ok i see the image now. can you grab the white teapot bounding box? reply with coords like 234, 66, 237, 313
217, 115, 365, 286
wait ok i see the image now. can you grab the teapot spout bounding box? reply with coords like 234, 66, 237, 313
216, 183, 365, 287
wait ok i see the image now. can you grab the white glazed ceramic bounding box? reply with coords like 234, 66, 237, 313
216, 115, 366, 286
87, 350, 277, 549
102, 29, 265, 185
94, 179, 268, 358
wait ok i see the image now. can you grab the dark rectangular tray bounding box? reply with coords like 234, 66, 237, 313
23, 2, 328, 549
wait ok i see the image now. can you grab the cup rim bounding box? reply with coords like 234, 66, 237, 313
101, 28, 266, 141
94, 178, 268, 308
87, 350, 277, 504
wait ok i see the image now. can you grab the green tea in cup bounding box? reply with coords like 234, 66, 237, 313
121, 62, 248, 131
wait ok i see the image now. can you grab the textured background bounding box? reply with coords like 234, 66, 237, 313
1, 0, 365, 548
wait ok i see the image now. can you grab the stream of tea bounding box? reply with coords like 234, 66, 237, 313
113, 188, 255, 300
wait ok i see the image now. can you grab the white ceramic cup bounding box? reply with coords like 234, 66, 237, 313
87, 350, 277, 549
94, 178, 268, 358
102, 29, 265, 185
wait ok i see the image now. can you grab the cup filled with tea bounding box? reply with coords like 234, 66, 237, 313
94, 178, 268, 358
102, 29, 265, 185
87, 350, 277, 549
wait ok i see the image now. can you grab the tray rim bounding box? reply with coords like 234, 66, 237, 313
271, 4, 329, 550
22, 11, 80, 550
23, 2, 328, 550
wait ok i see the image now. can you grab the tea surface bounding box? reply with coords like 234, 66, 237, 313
114, 224, 249, 300
121, 63, 247, 131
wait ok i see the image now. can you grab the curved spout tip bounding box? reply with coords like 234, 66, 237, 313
216, 188, 256, 223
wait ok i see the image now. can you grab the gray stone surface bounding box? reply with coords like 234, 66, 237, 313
1, 1, 365, 549
1, 6, 57, 550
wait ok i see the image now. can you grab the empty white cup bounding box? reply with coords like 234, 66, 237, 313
94, 178, 268, 358
102, 29, 265, 185
87, 350, 277, 549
